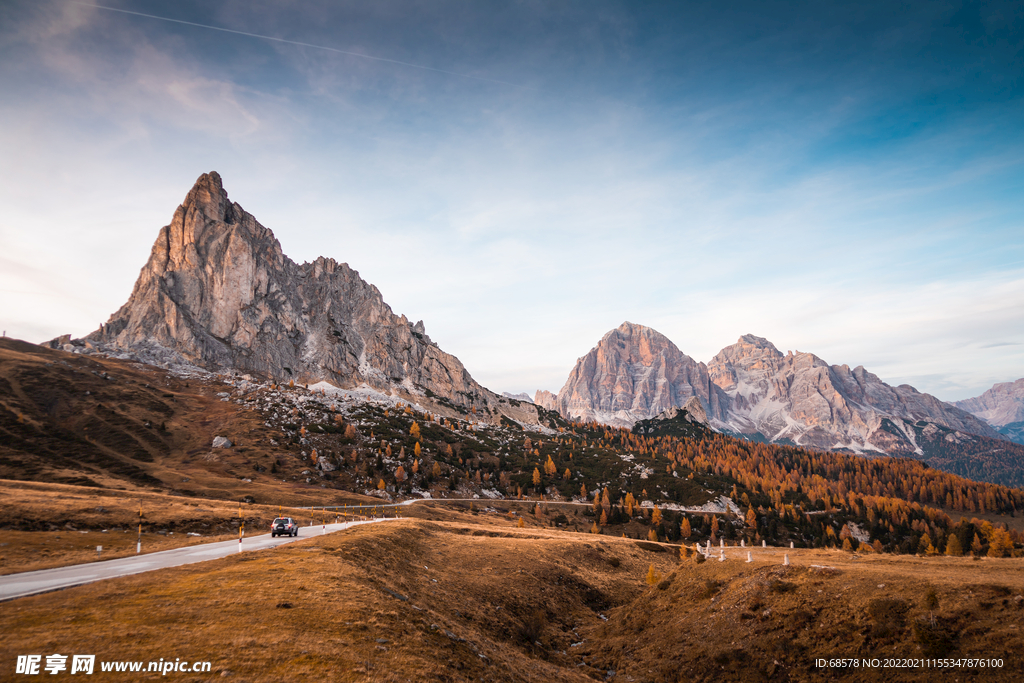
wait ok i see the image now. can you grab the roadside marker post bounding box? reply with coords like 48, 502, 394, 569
136, 503, 142, 555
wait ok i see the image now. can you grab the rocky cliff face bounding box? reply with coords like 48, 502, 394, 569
953, 379, 1024, 426
533, 390, 558, 411
85, 172, 527, 419
954, 378, 1024, 445
541, 325, 1001, 456
548, 322, 727, 427
707, 335, 1002, 452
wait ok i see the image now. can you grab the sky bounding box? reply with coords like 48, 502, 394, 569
1, 0, 1022, 402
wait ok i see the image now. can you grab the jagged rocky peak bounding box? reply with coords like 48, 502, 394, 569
708, 334, 784, 392
705, 333, 1002, 451
533, 389, 558, 411
85, 171, 527, 418
954, 378, 1024, 427
552, 321, 726, 428
546, 325, 1002, 458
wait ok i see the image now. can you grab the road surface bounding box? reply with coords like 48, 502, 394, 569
0, 519, 389, 602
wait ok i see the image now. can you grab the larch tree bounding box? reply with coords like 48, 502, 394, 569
645, 564, 659, 586
945, 533, 963, 556
988, 528, 1013, 558
544, 455, 557, 476
680, 517, 691, 539
971, 533, 984, 556
533, 468, 542, 487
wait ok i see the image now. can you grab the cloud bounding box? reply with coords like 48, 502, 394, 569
2, 0, 1022, 404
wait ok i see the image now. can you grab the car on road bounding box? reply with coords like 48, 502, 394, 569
271, 517, 299, 537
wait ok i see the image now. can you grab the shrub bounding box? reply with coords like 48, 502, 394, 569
518, 609, 547, 645
866, 598, 909, 639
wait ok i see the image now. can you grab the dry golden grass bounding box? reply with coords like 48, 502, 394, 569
4, 506, 1022, 682
582, 547, 1024, 682
0, 480, 385, 575
0, 514, 672, 682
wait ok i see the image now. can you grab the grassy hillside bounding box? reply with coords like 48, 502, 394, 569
3, 513, 1022, 682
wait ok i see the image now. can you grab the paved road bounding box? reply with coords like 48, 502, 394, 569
0, 519, 389, 602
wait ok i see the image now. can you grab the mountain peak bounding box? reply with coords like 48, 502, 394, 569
737, 333, 777, 349
85, 172, 523, 418
555, 323, 724, 427
181, 171, 232, 221
607, 321, 658, 339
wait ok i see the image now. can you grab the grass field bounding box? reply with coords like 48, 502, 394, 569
0, 480, 391, 576
3, 504, 1022, 682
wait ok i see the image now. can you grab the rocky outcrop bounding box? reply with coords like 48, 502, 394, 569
502, 392, 533, 403
953, 379, 1024, 426
550, 322, 727, 427
84, 172, 529, 419
706, 335, 1002, 452
533, 390, 558, 411
655, 396, 710, 428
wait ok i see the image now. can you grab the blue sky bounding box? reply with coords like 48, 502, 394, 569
1, 0, 1022, 401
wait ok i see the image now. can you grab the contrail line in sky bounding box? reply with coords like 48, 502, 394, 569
70, 1, 533, 90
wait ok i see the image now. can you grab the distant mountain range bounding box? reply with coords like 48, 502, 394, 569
535, 323, 1024, 483
954, 378, 1024, 445
39, 171, 1023, 485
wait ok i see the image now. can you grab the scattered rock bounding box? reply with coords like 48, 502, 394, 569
212, 436, 232, 449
